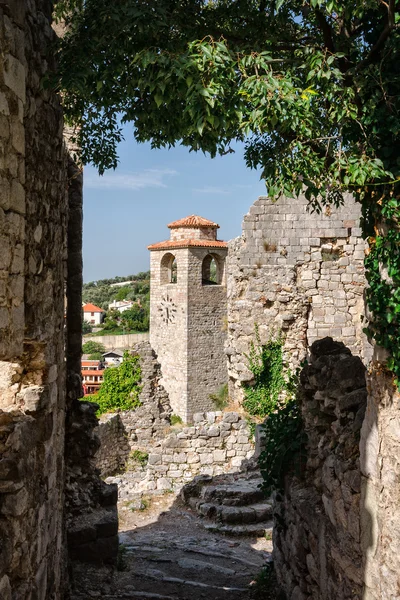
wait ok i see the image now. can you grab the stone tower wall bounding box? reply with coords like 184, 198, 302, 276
150, 247, 190, 418
187, 247, 228, 417
226, 193, 370, 402
150, 245, 228, 422
0, 2, 68, 597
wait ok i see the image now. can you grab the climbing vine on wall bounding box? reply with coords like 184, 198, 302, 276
363, 193, 400, 385
258, 399, 307, 495
242, 327, 292, 418
242, 327, 306, 493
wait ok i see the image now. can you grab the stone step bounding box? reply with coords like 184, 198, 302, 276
198, 500, 273, 525
204, 520, 273, 537
200, 480, 265, 506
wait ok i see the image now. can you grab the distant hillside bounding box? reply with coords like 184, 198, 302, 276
82, 271, 150, 311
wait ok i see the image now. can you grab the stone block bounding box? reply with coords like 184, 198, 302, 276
199, 453, 213, 465
193, 412, 205, 423
147, 454, 162, 465
206, 426, 220, 437
213, 449, 226, 462
11, 119, 24, 155
173, 452, 187, 464
223, 412, 240, 423
0, 575, 11, 600
0, 178, 11, 211
3, 54, 25, 102
156, 477, 172, 490
1, 486, 28, 516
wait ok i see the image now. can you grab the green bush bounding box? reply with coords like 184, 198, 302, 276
82, 320, 92, 334
94, 351, 142, 415
170, 414, 183, 426
129, 450, 148, 467
82, 340, 106, 355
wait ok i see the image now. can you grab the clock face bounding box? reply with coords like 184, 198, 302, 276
158, 294, 177, 324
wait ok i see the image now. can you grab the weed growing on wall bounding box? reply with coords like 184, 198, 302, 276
209, 383, 229, 410
94, 351, 142, 415
242, 327, 288, 418
129, 450, 148, 467
170, 414, 183, 426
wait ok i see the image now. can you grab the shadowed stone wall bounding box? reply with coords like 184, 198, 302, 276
273, 338, 367, 600
360, 367, 400, 599
0, 3, 118, 597
0, 2, 68, 597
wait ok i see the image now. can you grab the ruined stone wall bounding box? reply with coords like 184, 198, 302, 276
95, 341, 172, 477
0, 2, 68, 597
96, 342, 252, 494
104, 410, 254, 498
226, 194, 370, 402
273, 338, 367, 600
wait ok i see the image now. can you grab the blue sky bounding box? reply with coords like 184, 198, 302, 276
83, 124, 267, 282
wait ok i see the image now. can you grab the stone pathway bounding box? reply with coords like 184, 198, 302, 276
70, 491, 273, 599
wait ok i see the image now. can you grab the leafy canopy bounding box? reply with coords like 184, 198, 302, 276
82, 340, 106, 355
56, 1, 400, 378
56, 0, 399, 202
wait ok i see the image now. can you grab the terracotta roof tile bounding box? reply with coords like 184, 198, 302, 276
82, 370, 105, 376
83, 303, 105, 313
148, 239, 228, 251
167, 215, 219, 229
82, 361, 101, 366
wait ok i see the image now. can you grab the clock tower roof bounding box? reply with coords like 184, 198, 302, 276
149, 214, 226, 249
167, 215, 219, 229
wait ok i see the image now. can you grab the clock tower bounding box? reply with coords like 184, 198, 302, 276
148, 215, 228, 423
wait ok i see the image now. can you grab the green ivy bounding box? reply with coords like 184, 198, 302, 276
94, 351, 142, 415
258, 399, 307, 495
363, 194, 400, 386
242, 328, 289, 418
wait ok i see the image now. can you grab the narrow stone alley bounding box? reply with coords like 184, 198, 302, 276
70, 475, 273, 600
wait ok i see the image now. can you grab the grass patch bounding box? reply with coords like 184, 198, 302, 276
170, 414, 183, 426
209, 383, 229, 410
250, 563, 285, 600
129, 450, 148, 467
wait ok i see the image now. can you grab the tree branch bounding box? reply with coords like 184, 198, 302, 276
315, 9, 335, 54
355, 0, 398, 72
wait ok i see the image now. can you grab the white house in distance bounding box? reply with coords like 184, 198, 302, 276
108, 299, 136, 313
83, 303, 105, 325
102, 349, 124, 366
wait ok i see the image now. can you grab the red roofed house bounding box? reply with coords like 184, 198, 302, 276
83, 303, 105, 326
148, 215, 228, 423
81, 360, 106, 395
